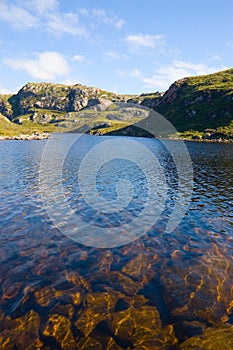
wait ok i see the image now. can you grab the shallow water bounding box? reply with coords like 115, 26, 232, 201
0, 134, 232, 349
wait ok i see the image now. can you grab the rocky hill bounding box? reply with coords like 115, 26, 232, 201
0, 68, 233, 140
144, 68, 233, 140
0, 82, 161, 137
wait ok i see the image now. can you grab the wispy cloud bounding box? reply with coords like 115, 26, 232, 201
46, 12, 87, 36
209, 54, 222, 62
117, 68, 142, 78
129, 68, 142, 78
142, 60, 229, 91
22, 0, 59, 14
0, 1, 125, 39
104, 50, 127, 61
0, 0, 86, 36
125, 33, 165, 51
79, 8, 125, 29
72, 54, 86, 62
4, 51, 70, 80
0, 0, 38, 28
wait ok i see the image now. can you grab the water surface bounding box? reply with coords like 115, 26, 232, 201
0, 134, 232, 349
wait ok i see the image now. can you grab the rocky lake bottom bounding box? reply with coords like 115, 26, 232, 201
0, 134, 232, 349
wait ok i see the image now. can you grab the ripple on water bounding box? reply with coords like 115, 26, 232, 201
0, 136, 233, 348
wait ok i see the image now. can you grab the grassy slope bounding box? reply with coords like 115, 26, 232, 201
0, 115, 56, 137
157, 68, 233, 137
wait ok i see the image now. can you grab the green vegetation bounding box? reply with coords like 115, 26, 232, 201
156, 68, 233, 137
0, 115, 56, 137
0, 69, 233, 141
183, 69, 233, 92
89, 121, 130, 135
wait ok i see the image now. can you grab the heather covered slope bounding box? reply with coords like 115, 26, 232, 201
155, 68, 233, 138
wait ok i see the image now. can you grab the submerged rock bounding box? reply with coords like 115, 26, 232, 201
77, 336, 104, 349
109, 306, 178, 349
0, 310, 42, 349
75, 291, 120, 337
121, 252, 155, 280
75, 308, 106, 337
180, 323, 233, 350
160, 242, 233, 338
43, 313, 77, 349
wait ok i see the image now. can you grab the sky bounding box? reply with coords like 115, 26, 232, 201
0, 0, 233, 94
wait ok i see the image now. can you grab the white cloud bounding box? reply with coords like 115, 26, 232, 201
130, 68, 142, 78
142, 60, 229, 91
0, 1, 124, 38
0, 0, 38, 28
46, 12, 87, 36
62, 79, 78, 86
125, 33, 165, 50
117, 68, 142, 79
79, 8, 125, 29
104, 50, 127, 61
209, 54, 222, 62
0, 0, 86, 36
72, 54, 86, 62
4, 51, 70, 80
22, 0, 59, 14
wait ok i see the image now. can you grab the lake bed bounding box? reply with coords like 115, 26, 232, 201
0, 134, 232, 349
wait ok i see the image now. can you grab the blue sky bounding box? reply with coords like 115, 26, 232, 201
0, 0, 232, 94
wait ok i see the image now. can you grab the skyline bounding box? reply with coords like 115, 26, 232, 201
0, 0, 233, 94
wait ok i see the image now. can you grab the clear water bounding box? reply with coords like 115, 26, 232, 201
0, 134, 232, 349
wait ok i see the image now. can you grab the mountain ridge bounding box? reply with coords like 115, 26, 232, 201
1, 68, 233, 140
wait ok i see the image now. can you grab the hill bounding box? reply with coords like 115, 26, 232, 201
0, 82, 160, 137
146, 68, 233, 140
0, 69, 233, 141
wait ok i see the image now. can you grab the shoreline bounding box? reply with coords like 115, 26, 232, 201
0, 132, 50, 141
0, 131, 233, 144
178, 137, 233, 144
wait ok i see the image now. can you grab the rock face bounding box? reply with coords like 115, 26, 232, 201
16, 82, 110, 114
0, 95, 14, 119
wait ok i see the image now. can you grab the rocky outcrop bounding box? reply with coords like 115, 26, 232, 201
0, 96, 14, 119
17, 83, 88, 114
14, 83, 118, 115
0, 82, 137, 124
140, 92, 163, 108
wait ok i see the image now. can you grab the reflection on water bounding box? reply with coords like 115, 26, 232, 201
0, 135, 233, 349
